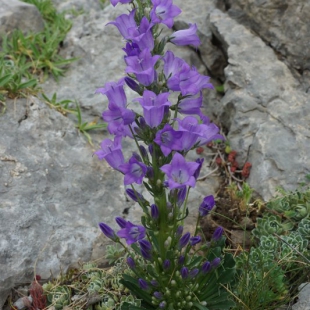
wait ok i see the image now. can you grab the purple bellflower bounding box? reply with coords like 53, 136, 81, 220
117, 221, 146, 245
102, 101, 136, 137
94, 136, 125, 171
110, 0, 132, 6
196, 122, 224, 146
96, 78, 127, 108
131, 17, 155, 50
123, 42, 141, 57
160, 152, 199, 189
99, 222, 118, 241
178, 92, 203, 116
199, 195, 215, 216
169, 23, 201, 47
154, 124, 182, 156
119, 155, 147, 185
107, 10, 137, 40
125, 49, 160, 86
134, 90, 171, 128
150, 0, 181, 28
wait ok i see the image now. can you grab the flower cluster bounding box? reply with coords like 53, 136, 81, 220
95, 1, 235, 309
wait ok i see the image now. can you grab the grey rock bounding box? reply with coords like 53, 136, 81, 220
210, 9, 310, 200
225, 0, 310, 85
0, 0, 44, 38
292, 283, 310, 310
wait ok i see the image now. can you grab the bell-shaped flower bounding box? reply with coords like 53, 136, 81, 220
134, 90, 171, 128
94, 136, 125, 171
160, 152, 199, 189
102, 102, 136, 137
196, 122, 224, 146
96, 78, 127, 108
125, 49, 160, 86
107, 9, 137, 40
123, 42, 141, 57
131, 17, 155, 51
169, 23, 201, 47
150, 0, 181, 28
178, 92, 202, 116
120, 155, 147, 185
117, 221, 146, 245
154, 124, 182, 156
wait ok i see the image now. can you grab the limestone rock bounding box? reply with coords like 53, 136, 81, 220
210, 9, 310, 200
225, 0, 310, 74
0, 0, 44, 38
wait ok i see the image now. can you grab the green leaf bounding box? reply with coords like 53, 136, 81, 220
193, 302, 209, 310
0, 74, 12, 87
17, 79, 37, 90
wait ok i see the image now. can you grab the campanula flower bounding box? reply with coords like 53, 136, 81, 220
154, 124, 182, 156
160, 152, 199, 189
117, 221, 146, 244
94, 136, 125, 171
169, 23, 201, 47
134, 90, 171, 128
199, 195, 215, 216
178, 92, 203, 115
123, 42, 141, 57
125, 49, 160, 86
96, 78, 127, 108
107, 10, 137, 40
131, 17, 155, 50
99, 222, 118, 241
120, 155, 147, 185
102, 102, 136, 136
150, 0, 181, 28
124, 77, 143, 94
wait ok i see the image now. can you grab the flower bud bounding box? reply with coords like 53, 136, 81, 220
178, 255, 185, 265
151, 204, 159, 220
212, 226, 224, 241
194, 158, 204, 180
159, 301, 166, 309
99, 222, 117, 241
181, 267, 189, 279
189, 268, 199, 278
126, 188, 146, 203
177, 186, 187, 208
179, 232, 190, 249
163, 259, 171, 270
139, 145, 149, 161
124, 77, 143, 95
126, 257, 135, 269
199, 195, 215, 216
201, 261, 211, 273
115, 217, 127, 228
190, 236, 201, 246
176, 226, 183, 236
138, 278, 148, 290
154, 292, 163, 300
164, 236, 172, 249
211, 257, 221, 268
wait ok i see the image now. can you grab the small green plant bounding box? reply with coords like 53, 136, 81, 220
75, 101, 107, 145
226, 182, 254, 213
